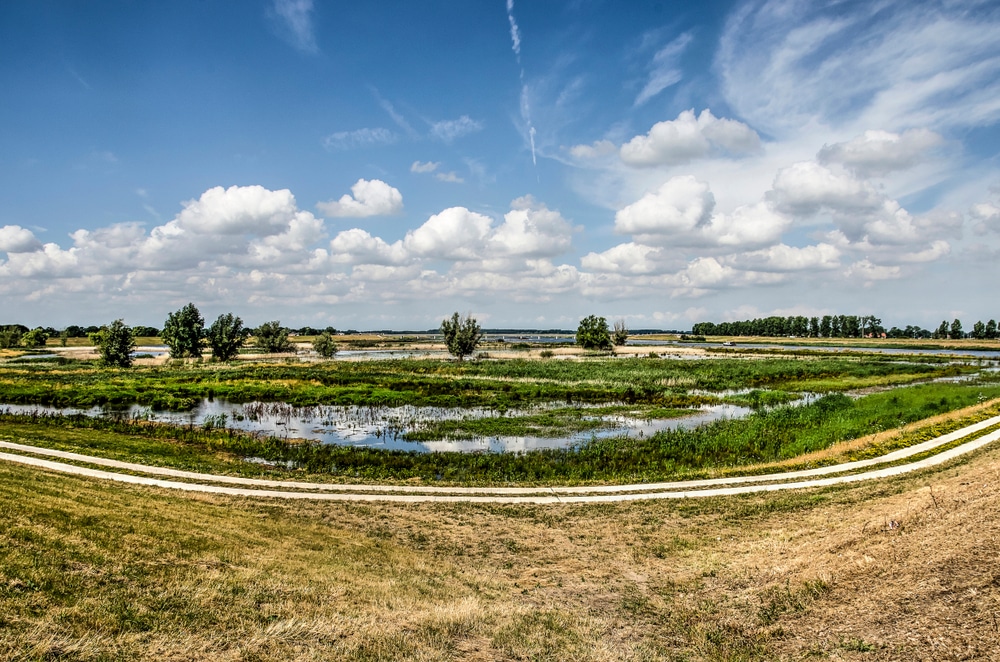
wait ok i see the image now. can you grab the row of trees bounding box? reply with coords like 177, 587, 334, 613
437, 313, 630, 359
87, 304, 340, 368
692, 315, 885, 338
692, 315, 999, 340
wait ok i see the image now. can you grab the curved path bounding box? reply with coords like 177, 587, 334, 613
2, 414, 999, 504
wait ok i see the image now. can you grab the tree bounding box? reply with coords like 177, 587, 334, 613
950, 318, 964, 339
0, 326, 24, 349
254, 321, 292, 353
89, 320, 136, 368
986, 319, 998, 340
612, 319, 629, 346
162, 303, 205, 358
21, 327, 49, 348
934, 320, 949, 339
972, 320, 987, 340
576, 315, 612, 351
819, 316, 832, 338
313, 331, 339, 359
440, 312, 482, 361
206, 313, 246, 362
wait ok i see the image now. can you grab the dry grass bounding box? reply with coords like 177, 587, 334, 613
4, 436, 1000, 660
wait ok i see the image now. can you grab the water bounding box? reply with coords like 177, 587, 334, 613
0, 399, 755, 454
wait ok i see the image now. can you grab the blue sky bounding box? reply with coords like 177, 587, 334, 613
2, 0, 999, 330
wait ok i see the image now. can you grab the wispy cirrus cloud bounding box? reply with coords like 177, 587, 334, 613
268, 0, 318, 54
321, 128, 395, 151
430, 116, 483, 143
634, 31, 693, 107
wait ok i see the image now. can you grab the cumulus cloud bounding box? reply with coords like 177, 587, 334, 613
0, 225, 43, 253
569, 140, 617, 161
970, 199, 1000, 234
769, 161, 883, 215
818, 128, 943, 176
169, 185, 301, 235
844, 259, 902, 283
329, 228, 406, 265
403, 207, 493, 261
316, 179, 403, 218
581, 242, 675, 275
488, 196, 575, 258
618, 109, 761, 167
430, 116, 483, 143
728, 243, 841, 272
614, 176, 788, 249
322, 128, 395, 150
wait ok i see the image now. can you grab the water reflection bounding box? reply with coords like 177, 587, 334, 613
0, 400, 755, 454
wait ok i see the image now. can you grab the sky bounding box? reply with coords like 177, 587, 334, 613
2, 0, 1000, 331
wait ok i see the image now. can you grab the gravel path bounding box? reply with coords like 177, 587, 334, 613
2, 415, 999, 503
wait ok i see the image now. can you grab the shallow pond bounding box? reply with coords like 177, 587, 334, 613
0, 400, 756, 453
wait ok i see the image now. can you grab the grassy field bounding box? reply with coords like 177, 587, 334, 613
4, 382, 1000, 485
3, 434, 1000, 660
0, 354, 972, 411
4, 348, 1000, 659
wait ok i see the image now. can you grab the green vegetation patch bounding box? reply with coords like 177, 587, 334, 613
0, 355, 969, 412
3, 382, 999, 485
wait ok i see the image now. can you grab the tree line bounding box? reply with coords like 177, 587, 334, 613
690, 315, 998, 340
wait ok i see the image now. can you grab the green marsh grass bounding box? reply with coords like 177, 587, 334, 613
4, 382, 999, 485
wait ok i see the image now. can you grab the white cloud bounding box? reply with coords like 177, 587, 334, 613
317, 179, 403, 218
619, 109, 761, 167
580, 242, 674, 275
329, 229, 406, 265
488, 196, 575, 258
769, 161, 882, 215
435, 171, 464, 184
0, 225, 42, 253
270, 0, 318, 54
718, 2, 1000, 136
403, 207, 493, 261
818, 129, 943, 176
634, 32, 693, 107
410, 161, 440, 174
169, 185, 300, 235
729, 243, 841, 272
614, 175, 714, 238
430, 116, 483, 143
411, 160, 463, 183
569, 140, 617, 161
322, 128, 395, 150
614, 176, 787, 249
972, 202, 1000, 234
844, 259, 902, 283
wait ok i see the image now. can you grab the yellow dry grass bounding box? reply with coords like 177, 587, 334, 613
3, 435, 1000, 660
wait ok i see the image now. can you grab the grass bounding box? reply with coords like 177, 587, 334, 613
0, 354, 970, 411
3, 432, 1000, 659
4, 382, 1000, 486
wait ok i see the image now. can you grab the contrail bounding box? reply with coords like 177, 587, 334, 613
506, 0, 521, 59
506, 0, 537, 168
